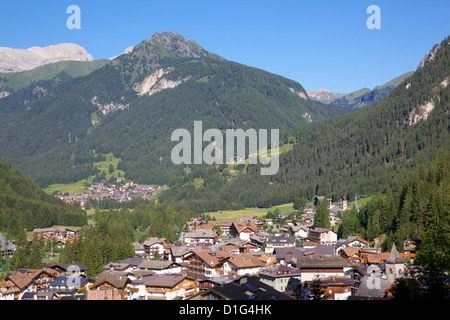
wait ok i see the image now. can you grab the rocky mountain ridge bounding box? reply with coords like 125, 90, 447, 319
0, 43, 93, 73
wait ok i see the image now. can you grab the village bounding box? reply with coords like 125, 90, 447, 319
55, 179, 168, 209
0, 196, 420, 301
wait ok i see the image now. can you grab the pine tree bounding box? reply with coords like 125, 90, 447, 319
82, 239, 103, 277
314, 199, 331, 229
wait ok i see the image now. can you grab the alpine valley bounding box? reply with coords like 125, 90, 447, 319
0, 27, 449, 302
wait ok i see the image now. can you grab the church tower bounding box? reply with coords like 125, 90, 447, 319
385, 242, 405, 284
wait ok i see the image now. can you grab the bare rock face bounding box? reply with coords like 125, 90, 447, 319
307, 88, 346, 103
0, 43, 93, 73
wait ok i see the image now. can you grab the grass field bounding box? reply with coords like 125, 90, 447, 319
206, 202, 294, 221
44, 152, 125, 195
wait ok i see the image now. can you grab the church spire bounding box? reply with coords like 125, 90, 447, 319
386, 242, 403, 264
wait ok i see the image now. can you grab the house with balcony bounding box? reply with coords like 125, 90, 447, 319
184, 250, 231, 279
182, 230, 218, 245
137, 260, 182, 275
292, 253, 350, 282
308, 228, 337, 245
258, 264, 302, 292
264, 235, 296, 254
229, 221, 257, 241
142, 237, 166, 259
129, 274, 197, 300
0, 268, 62, 300
227, 254, 265, 276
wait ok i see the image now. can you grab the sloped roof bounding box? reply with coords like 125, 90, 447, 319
294, 254, 349, 269
274, 247, 305, 261
194, 250, 230, 267
228, 254, 265, 269
138, 260, 180, 270
207, 276, 294, 300
93, 271, 130, 289
142, 274, 190, 288
259, 264, 301, 278
232, 221, 257, 234
7, 268, 62, 290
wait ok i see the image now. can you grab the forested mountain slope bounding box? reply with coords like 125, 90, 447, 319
159, 36, 450, 209
0, 31, 347, 186
0, 158, 87, 237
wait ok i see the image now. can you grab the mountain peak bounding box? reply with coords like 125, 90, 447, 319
0, 43, 93, 73
307, 88, 346, 103
142, 31, 208, 58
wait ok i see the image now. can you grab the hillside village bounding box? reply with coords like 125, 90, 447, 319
55, 180, 167, 209
0, 197, 421, 301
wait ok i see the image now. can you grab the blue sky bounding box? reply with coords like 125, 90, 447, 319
1, 0, 449, 93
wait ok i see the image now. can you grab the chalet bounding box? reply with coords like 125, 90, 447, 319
32, 227, 80, 241
335, 236, 369, 255
45, 276, 89, 298
183, 230, 218, 245
189, 275, 294, 301
258, 255, 277, 268
274, 247, 306, 266
227, 254, 265, 276
44, 262, 89, 277
195, 223, 214, 231
238, 241, 261, 254
142, 237, 166, 259
1, 268, 62, 300
89, 271, 131, 300
229, 221, 257, 241
168, 244, 197, 263
337, 247, 361, 265
403, 239, 420, 259
304, 245, 336, 257
292, 254, 350, 282
209, 220, 233, 237
264, 235, 296, 254
258, 264, 302, 292
184, 250, 230, 279
285, 223, 308, 239
197, 274, 242, 291
308, 228, 337, 245
217, 243, 240, 255
183, 217, 205, 232
103, 262, 136, 273
249, 234, 266, 248
130, 274, 197, 300
137, 260, 182, 275
304, 276, 353, 300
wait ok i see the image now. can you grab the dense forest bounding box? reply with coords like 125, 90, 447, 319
337, 152, 450, 252
0, 158, 87, 241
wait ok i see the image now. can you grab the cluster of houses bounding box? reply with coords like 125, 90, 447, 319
57, 180, 167, 209
0, 207, 421, 300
